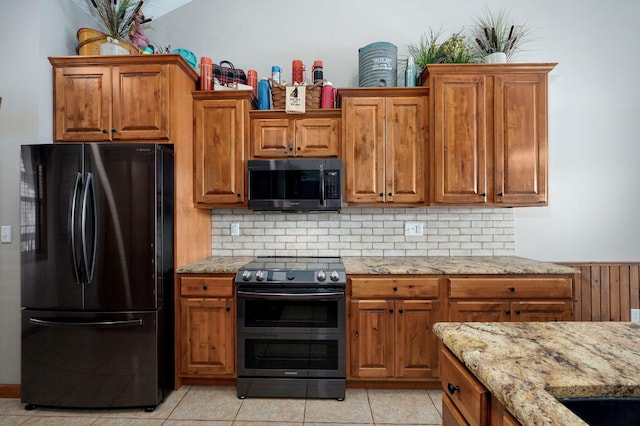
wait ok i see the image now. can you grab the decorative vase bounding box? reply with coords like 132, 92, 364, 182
99, 37, 130, 55
483, 52, 507, 64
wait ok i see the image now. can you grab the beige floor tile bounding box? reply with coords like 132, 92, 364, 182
304, 389, 373, 424
427, 390, 443, 418
367, 389, 441, 425
163, 421, 231, 426
235, 397, 305, 422
99, 385, 190, 420
0, 415, 33, 425
0, 398, 29, 416
232, 422, 302, 426
304, 423, 373, 426
169, 386, 242, 421
20, 416, 97, 425
92, 418, 164, 425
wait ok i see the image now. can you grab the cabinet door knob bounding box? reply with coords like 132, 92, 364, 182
202, 285, 208, 290
101, 129, 108, 134
515, 310, 521, 315
226, 306, 231, 312
379, 193, 384, 197
355, 330, 359, 337
388, 309, 394, 314
480, 193, 487, 197
498, 192, 505, 197
393, 286, 398, 292
112, 128, 117, 133
505, 310, 511, 315
388, 192, 392, 196
447, 383, 460, 395
297, 146, 301, 150
509, 287, 516, 292
398, 309, 404, 314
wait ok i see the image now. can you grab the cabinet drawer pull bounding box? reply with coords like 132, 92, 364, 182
509, 287, 516, 292
393, 286, 398, 292
202, 285, 208, 290
447, 383, 460, 395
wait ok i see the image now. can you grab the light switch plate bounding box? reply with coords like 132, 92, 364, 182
1, 225, 11, 243
231, 223, 240, 236
631, 309, 640, 322
404, 222, 424, 236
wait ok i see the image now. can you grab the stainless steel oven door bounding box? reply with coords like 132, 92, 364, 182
236, 287, 346, 334
237, 331, 346, 378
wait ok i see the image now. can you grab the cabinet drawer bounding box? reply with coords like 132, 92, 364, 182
180, 276, 234, 297
441, 348, 489, 426
351, 277, 439, 299
448, 277, 572, 299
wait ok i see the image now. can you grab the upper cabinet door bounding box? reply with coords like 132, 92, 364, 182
385, 96, 427, 204
251, 118, 294, 157
53, 66, 111, 142
342, 97, 386, 203
112, 64, 170, 141
193, 96, 247, 206
295, 117, 341, 157
432, 74, 488, 204
53, 62, 171, 142
494, 73, 548, 205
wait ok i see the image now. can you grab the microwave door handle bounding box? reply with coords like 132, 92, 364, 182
320, 165, 325, 206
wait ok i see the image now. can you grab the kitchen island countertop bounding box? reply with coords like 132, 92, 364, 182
177, 256, 577, 275
433, 321, 640, 426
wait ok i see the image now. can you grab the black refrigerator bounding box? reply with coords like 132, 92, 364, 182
20, 143, 174, 411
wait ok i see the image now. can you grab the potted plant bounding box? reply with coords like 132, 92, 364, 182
408, 28, 476, 68
471, 8, 531, 63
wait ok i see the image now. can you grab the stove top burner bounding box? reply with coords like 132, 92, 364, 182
236, 256, 346, 286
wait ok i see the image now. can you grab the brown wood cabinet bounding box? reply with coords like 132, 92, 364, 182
49, 56, 185, 142
423, 64, 556, 207
177, 275, 235, 378
348, 276, 440, 381
447, 277, 574, 322
340, 88, 428, 205
250, 110, 341, 157
441, 347, 522, 426
193, 91, 252, 207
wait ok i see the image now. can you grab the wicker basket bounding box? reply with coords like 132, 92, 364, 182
269, 78, 325, 110
76, 27, 139, 55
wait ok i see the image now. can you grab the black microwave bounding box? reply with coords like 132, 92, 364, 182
247, 159, 343, 211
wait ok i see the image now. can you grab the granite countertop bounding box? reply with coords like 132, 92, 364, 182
176, 256, 254, 274
176, 256, 576, 275
433, 322, 640, 426
342, 256, 577, 275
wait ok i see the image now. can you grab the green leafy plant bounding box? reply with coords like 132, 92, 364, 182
408, 28, 445, 68
471, 8, 531, 60
439, 32, 476, 63
409, 28, 476, 67
88, 0, 146, 40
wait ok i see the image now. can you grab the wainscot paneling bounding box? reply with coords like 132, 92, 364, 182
561, 263, 640, 321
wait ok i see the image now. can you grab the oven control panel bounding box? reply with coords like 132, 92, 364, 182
237, 269, 346, 285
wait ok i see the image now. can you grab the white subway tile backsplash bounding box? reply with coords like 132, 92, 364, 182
211, 207, 515, 257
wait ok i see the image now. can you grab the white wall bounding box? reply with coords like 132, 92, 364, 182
0, 0, 638, 385
146, 0, 640, 262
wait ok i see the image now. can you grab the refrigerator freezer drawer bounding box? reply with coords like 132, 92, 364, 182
21, 310, 164, 409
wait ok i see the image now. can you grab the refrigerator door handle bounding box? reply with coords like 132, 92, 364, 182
70, 172, 83, 284
81, 172, 98, 284
29, 317, 143, 328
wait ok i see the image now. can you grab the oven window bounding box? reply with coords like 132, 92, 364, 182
244, 338, 339, 371
244, 300, 338, 328
250, 170, 321, 200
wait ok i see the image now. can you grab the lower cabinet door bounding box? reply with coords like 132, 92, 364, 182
443, 394, 471, 426
349, 299, 394, 378
180, 298, 235, 376
395, 300, 439, 378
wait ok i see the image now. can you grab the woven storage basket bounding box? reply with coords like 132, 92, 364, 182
76, 27, 139, 55
269, 78, 325, 110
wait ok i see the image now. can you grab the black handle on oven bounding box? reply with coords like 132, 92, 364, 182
237, 290, 344, 299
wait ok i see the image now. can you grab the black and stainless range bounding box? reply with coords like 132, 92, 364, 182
235, 257, 346, 400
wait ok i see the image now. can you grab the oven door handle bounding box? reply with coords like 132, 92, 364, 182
237, 290, 344, 299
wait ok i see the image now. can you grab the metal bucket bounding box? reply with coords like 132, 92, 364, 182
358, 42, 397, 87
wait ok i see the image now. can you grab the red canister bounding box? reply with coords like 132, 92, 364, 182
199, 57, 212, 90
247, 70, 258, 95
321, 82, 337, 109
292, 59, 303, 84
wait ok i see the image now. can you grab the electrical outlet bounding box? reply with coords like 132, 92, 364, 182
631, 309, 640, 323
1, 225, 11, 243
231, 223, 240, 236
404, 222, 424, 237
